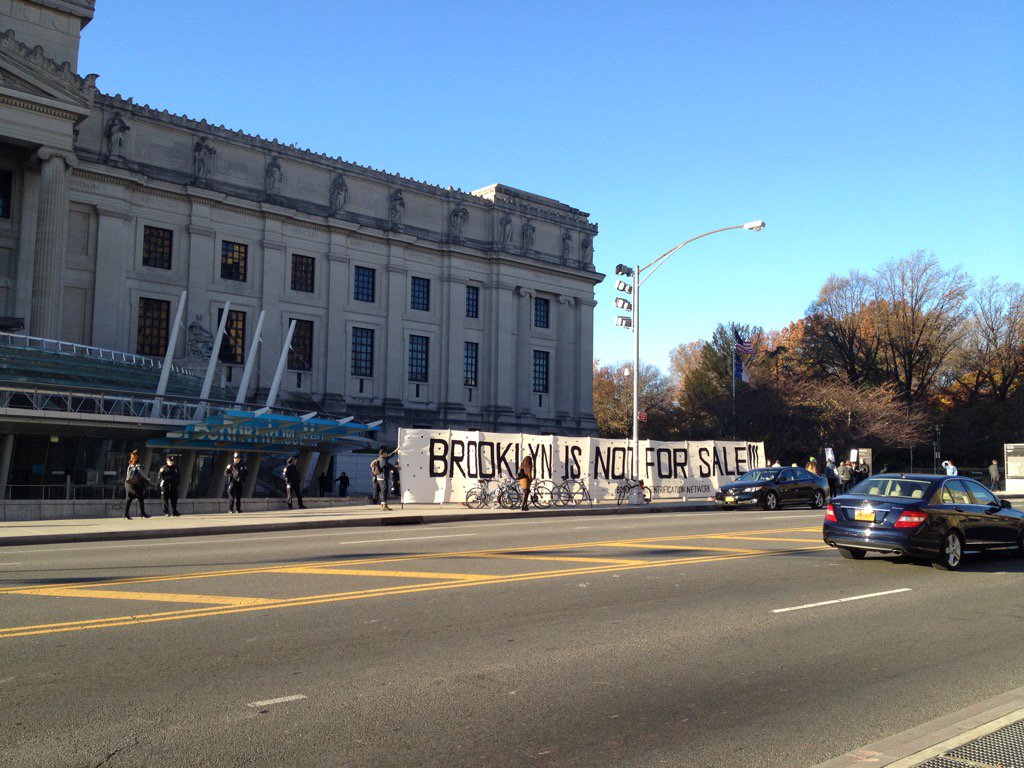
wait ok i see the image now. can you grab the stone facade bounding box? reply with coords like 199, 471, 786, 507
0, 1, 602, 441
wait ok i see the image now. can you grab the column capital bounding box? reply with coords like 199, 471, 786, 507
557, 294, 577, 306
515, 286, 534, 299
33, 147, 76, 169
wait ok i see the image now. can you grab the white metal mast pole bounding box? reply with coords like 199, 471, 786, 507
234, 310, 265, 405
266, 319, 297, 409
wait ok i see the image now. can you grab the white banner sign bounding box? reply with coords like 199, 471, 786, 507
396, 429, 765, 504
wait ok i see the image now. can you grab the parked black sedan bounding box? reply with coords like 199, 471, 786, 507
823, 473, 1024, 570
715, 466, 828, 511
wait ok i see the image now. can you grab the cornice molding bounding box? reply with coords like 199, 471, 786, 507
0, 28, 97, 104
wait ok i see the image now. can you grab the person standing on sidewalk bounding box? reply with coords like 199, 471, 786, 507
370, 448, 398, 511
284, 456, 306, 509
942, 459, 958, 476
516, 454, 534, 511
158, 455, 181, 517
123, 450, 149, 520
336, 471, 349, 497
989, 459, 1001, 491
224, 452, 247, 513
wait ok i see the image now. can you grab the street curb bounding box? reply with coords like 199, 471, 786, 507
811, 684, 1024, 768
0, 501, 723, 546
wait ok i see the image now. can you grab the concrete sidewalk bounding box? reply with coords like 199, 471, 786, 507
0, 497, 716, 546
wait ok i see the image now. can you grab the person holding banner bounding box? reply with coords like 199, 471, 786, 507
516, 455, 534, 511
371, 448, 399, 511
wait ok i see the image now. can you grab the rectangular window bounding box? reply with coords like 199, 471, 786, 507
217, 308, 246, 364
466, 285, 479, 318
409, 335, 429, 383
142, 225, 173, 269
287, 319, 313, 371
354, 266, 375, 302
533, 350, 549, 393
291, 254, 315, 293
464, 341, 478, 387
220, 241, 248, 282
411, 276, 430, 311
351, 327, 374, 377
0, 170, 11, 219
534, 297, 550, 328
136, 297, 170, 356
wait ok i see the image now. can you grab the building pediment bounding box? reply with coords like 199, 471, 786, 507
0, 28, 96, 113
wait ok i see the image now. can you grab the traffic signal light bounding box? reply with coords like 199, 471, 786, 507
615, 264, 634, 277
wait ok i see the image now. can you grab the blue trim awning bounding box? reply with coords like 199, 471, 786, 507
146, 409, 379, 453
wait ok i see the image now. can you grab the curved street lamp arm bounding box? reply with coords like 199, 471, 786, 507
638, 225, 747, 288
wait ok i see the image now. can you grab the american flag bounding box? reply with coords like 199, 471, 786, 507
734, 330, 753, 354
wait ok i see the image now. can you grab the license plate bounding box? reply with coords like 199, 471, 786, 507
725, 496, 735, 503
854, 509, 875, 522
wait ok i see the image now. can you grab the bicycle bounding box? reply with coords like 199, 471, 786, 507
549, 478, 593, 506
615, 478, 652, 505
465, 478, 520, 509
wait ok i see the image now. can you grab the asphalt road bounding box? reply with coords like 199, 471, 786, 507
2, 509, 1023, 768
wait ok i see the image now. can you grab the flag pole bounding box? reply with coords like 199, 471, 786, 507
731, 324, 737, 440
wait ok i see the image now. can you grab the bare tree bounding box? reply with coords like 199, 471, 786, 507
951, 277, 1024, 403
801, 272, 881, 385
872, 252, 972, 405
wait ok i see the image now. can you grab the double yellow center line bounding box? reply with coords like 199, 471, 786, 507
0, 527, 825, 639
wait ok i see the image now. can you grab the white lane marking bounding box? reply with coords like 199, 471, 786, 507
773, 588, 912, 614
247, 694, 307, 708
10, 533, 478, 553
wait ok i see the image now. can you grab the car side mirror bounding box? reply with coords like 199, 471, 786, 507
1001, 499, 1011, 509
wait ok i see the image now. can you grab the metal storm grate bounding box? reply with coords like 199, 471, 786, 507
914, 718, 1024, 767
946, 719, 1024, 766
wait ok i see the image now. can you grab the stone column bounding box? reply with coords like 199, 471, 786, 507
297, 448, 315, 493
311, 451, 333, 496
29, 148, 73, 339
556, 295, 577, 421
243, 453, 262, 498
578, 298, 598, 433
514, 286, 534, 418
486, 283, 516, 429
441, 276, 465, 422
0, 434, 15, 500
177, 450, 197, 500
206, 451, 230, 498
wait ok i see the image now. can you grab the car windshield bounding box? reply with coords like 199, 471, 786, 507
848, 477, 931, 500
736, 469, 778, 483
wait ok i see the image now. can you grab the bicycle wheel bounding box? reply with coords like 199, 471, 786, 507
642, 485, 652, 504
615, 484, 628, 505
465, 488, 486, 509
568, 480, 589, 506
532, 480, 555, 509
553, 482, 571, 506
499, 485, 521, 509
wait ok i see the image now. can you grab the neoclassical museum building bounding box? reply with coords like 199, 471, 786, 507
0, 0, 602, 467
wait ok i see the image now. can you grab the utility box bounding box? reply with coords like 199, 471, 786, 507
1005, 444, 1024, 493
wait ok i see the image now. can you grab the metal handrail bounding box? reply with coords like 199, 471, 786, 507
0, 332, 194, 376
0, 382, 313, 421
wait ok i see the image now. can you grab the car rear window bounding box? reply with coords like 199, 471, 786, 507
849, 477, 931, 499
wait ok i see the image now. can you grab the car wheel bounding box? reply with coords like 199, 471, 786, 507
811, 490, 825, 509
838, 547, 866, 560
762, 490, 779, 511
933, 530, 964, 570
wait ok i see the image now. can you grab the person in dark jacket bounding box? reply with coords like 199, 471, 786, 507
158, 455, 181, 516
124, 449, 149, 520
336, 471, 350, 497
284, 456, 305, 509
370, 448, 398, 511
224, 452, 247, 513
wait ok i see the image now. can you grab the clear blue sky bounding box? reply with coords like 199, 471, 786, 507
79, 1, 1023, 372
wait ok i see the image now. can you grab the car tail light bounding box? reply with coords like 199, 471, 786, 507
895, 509, 928, 529
825, 503, 837, 522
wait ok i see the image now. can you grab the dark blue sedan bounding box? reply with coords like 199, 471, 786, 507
823, 473, 1024, 570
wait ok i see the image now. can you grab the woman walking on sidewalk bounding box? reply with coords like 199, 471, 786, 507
124, 450, 149, 520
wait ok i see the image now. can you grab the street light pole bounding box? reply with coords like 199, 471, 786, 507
616, 221, 766, 502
